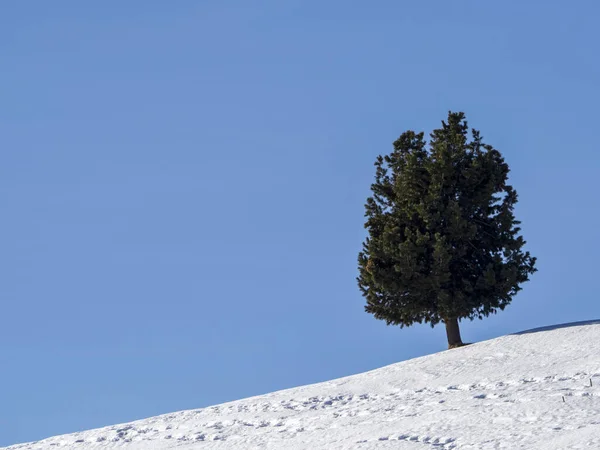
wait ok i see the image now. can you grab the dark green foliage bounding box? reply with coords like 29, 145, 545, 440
357, 112, 536, 334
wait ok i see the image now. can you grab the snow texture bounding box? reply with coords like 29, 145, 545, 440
5, 320, 600, 449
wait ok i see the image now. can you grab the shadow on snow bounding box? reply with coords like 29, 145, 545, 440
513, 319, 600, 335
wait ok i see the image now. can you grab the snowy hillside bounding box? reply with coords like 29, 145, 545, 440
5, 321, 600, 450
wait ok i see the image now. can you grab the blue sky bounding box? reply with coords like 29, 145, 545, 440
2, 1, 599, 446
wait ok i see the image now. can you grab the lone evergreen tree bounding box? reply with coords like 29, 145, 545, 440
357, 112, 536, 348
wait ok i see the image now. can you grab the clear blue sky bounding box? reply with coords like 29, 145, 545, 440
2, 1, 599, 446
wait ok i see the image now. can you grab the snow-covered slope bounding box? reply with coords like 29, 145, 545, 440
6, 321, 600, 450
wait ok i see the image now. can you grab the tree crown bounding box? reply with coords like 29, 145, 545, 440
358, 112, 537, 327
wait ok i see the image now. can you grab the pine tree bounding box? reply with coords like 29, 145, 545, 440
357, 112, 537, 348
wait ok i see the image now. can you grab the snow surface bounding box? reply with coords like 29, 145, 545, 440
5, 321, 600, 449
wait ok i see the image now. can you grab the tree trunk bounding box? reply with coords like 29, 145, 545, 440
444, 317, 464, 349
